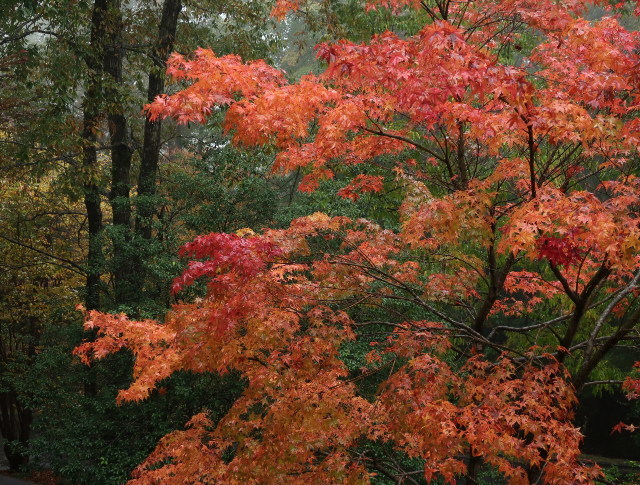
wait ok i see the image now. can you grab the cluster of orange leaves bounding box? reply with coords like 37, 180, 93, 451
77, 215, 599, 484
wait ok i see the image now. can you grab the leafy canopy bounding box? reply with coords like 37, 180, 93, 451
78, 0, 640, 483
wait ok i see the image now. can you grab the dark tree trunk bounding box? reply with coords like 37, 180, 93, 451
82, 0, 109, 311
103, 0, 135, 305
0, 317, 39, 471
81, 0, 112, 399
465, 451, 479, 485
136, 0, 182, 241
0, 390, 31, 471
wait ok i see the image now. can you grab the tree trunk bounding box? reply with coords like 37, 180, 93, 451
465, 450, 479, 485
0, 390, 31, 471
81, 0, 112, 400
103, 0, 135, 306
0, 317, 38, 471
136, 0, 182, 241
82, 0, 109, 311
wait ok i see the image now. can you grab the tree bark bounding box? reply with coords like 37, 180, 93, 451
0, 316, 39, 471
81, 0, 114, 401
0, 390, 31, 471
136, 0, 182, 241
103, 0, 135, 305
82, 0, 109, 311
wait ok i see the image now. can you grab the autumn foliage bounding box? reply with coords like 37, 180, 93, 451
75, 0, 640, 483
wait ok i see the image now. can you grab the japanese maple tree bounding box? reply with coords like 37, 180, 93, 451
76, 0, 640, 483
